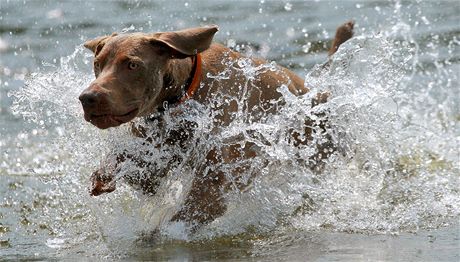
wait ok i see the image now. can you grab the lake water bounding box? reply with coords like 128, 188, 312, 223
1, 0, 459, 260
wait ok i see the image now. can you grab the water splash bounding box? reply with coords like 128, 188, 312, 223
6, 20, 459, 255
289, 26, 460, 234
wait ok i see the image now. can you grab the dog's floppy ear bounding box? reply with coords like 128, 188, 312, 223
149, 25, 218, 57
84, 33, 118, 55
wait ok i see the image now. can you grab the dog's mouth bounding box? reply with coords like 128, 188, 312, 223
84, 108, 139, 129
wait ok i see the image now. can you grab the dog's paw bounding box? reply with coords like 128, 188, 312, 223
90, 170, 116, 196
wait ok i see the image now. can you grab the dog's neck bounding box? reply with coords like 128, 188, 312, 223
158, 57, 197, 111
140, 57, 197, 122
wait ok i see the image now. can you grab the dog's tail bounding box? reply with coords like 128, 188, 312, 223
328, 21, 354, 56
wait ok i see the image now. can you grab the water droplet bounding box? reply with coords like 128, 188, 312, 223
421, 16, 430, 25
284, 3, 292, 11
286, 27, 295, 38
302, 43, 311, 53
227, 39, 236, 48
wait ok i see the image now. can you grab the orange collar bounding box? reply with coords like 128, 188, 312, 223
179, 53, 202, 103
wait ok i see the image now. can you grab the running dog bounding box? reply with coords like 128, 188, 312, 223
79, 21, 354, 227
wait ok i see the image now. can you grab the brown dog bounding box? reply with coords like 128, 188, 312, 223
79, 21, 354, 227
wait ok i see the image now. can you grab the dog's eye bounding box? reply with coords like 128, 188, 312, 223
94, 62, 100, 71
128, 62, 139, 70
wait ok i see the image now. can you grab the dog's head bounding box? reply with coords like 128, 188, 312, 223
79, 26, 218, 129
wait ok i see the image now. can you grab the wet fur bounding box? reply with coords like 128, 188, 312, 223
80, 21, 355, 229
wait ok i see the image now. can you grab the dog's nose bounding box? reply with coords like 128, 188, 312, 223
79, 91, 99, 108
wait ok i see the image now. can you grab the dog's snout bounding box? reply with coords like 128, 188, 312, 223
79, 91, 100, 107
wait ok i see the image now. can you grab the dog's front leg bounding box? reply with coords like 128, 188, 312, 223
170, 143, 259, 230
171, 170, 227, 228
89, 153, 125, 196
90, 169, 116, 196
171, 149, 227, 229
